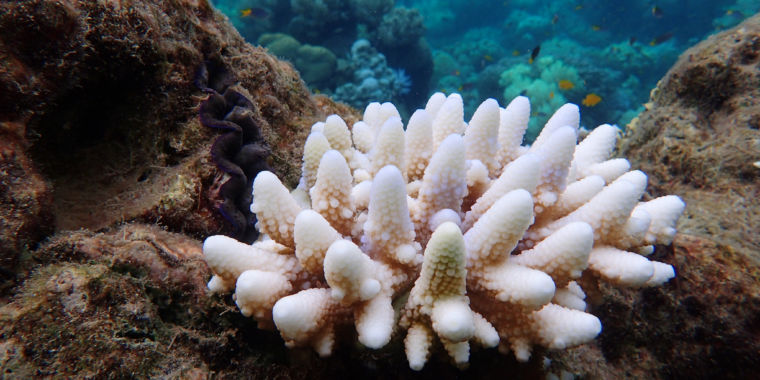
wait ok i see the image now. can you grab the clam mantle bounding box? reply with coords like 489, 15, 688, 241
203, 93, 684, 370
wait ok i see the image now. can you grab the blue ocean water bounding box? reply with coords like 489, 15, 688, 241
210, 0, 757, 138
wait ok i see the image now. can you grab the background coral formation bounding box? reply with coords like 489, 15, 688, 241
210, 0, 433, 116
0, 0, 356, 287
213, 0, 759, 139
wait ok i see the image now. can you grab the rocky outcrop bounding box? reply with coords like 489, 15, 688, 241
620, 13, 760, 263
0, 0, 358, 279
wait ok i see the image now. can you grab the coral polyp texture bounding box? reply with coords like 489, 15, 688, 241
203, 92, 685, 370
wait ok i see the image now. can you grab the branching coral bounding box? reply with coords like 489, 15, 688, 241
203, 92, 684, 369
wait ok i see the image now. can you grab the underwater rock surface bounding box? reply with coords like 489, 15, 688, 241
621, 13, 760, 263
0, 1, 758, 379
0, 0, 355, 247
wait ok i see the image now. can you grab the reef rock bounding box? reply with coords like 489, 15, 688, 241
0, 0, 356, 272
0, 121, 53, 289
621, 13, 760, 262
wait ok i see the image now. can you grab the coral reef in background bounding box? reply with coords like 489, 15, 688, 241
333, 40, 412, 110
210, 0, 760, 133
258, 33, 337, 87
499, 56, 584, 139
209, 0, 433, 111
368, 7, 434, 109
204, 92, 683, 369
371, 7, 426, 49
405, 0, 759, 136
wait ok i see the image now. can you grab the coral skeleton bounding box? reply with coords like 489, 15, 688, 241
203, 92, 685, 370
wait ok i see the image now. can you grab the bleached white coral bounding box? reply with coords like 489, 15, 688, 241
203, 92, 684, 370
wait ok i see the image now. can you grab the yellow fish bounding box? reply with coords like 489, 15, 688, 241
582, 93, 602, 107
483, 54, 493, 62
558, 79, 575, 90
240, 8, 252, 17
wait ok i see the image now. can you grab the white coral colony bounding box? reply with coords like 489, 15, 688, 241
203, 93, 685, 370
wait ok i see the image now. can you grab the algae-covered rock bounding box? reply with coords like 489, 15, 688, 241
620, 13, 760, 262
0, 0, 357, 242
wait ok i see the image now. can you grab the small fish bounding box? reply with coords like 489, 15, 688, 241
457, 85, 463, 92
529, 45, 541, 64
483, 54, 493, 62
552, 14, 559, 25
574, 5, 583, 11
582, 93, 602, 107
452, 70, 460, 76
652, 6, 664, 18
549, 91, 554, 100
241, 7, 269, 19
629, 36, 637, 45
591, 25, 601, 31
558, 79, 575, 90
649, 32, 673, 46
512, 50, 521, 56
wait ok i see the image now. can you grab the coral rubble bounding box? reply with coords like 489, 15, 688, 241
204, 92, 684, 369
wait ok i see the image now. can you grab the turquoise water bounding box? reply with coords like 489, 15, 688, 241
210, 0, 757, 138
